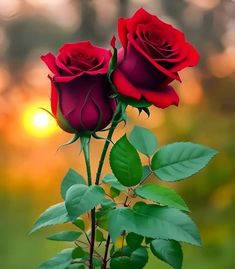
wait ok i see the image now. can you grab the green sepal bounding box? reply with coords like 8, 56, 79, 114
57, 133, 80, 151
92, 132, 114, 144
119, 95, 151, 108
38, 107, 55, 118
142, 107, 150, 117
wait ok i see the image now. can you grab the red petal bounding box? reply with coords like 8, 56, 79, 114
127, 8, 167, 34
110, 36, 116, 49
112, 69, 142, 100
129, 35, 180, 81
118, 18, 129, 49
141, 85, 179, 108
48, 75, 58, 115
41, 53, 60, 76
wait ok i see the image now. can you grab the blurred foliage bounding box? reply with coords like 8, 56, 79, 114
0, 0, 235, 269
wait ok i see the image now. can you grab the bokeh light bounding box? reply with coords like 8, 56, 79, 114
22, 101, 58, 138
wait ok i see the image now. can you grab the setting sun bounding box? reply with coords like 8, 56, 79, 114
22, 101, 59, 138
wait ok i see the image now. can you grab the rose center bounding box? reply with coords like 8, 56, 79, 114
69, 52, 99, 71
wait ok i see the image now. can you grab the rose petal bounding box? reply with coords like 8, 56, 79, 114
112, 69, 142, 100
56, 75, 115, 131
118, 18, 129, 49
48, 75, 58, 116
127, 8, 166, 34
128, 34, 180, 81
41, 53, 60, 76
56, 55, 74, 75
141, 85, 179, 108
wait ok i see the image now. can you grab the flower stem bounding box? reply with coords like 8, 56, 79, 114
82, 137, 95, 269
102, 234, 111, 269
95, 119, 118, 185
96, 106, 121, 268
83, 138, 92, 186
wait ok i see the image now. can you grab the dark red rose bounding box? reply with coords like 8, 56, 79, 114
41, 41, 116, 134
112, 8, 200, 108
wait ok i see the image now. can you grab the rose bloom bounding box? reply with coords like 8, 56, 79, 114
41, 41, 116, 134
112, 8, 200, 108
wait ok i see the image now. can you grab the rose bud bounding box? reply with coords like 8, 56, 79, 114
112, 8, 200, 108
41, 41, 116, 135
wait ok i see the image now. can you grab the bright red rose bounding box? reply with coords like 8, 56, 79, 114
112, 8, 200, 108
41, 41, 116, 134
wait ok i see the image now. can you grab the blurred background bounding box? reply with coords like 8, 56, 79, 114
0, 0, 234, 268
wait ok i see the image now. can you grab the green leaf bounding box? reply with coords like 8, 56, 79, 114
67, 265, 85, 269
110, 187, 120, 198
135, 184, 189, 212
65, 184, 105, 220
102, 174, 127, 192
129, 126, 157, 156
150, 239, 183, 269
151, 142, 218, 181
100, 198, 116, 208
141, 166, 151, 181
38, 248, 73, 269
31, 203, 70, 234
73, 218, 85, 231
112, 246, 133, 258
96, 205, 112, 231
130, 247, 148, 269
72, 246, 87, 259
108, 202, 200, 246
110, 245, 115, 256
109, 135, 143, 187
96, 229, 105, 242
47, 231, 82, 242
61, 169, 86, 199
111, 247, 148, 269
145, 237, 153, 244
110, 256, 132, 269
126, 233, 144, 249
93, 257, 102, 267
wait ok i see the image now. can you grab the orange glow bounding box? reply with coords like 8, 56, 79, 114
178, 70, 203, 105
186, 0, 220, 10
22, 101, 58, 138
207, 47, 235, 78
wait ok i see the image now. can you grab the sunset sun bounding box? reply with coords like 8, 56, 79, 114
22, 101, 58, 138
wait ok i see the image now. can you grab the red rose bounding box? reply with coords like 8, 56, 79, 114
112, 8, 200, 108
41, 41, 116, 134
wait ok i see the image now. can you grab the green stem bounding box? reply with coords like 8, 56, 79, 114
102, 234, 111, 269
82, 137, 95, 269
95, 120, 118, 185
83, 138, 92, 186
96, 105, 121, 268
